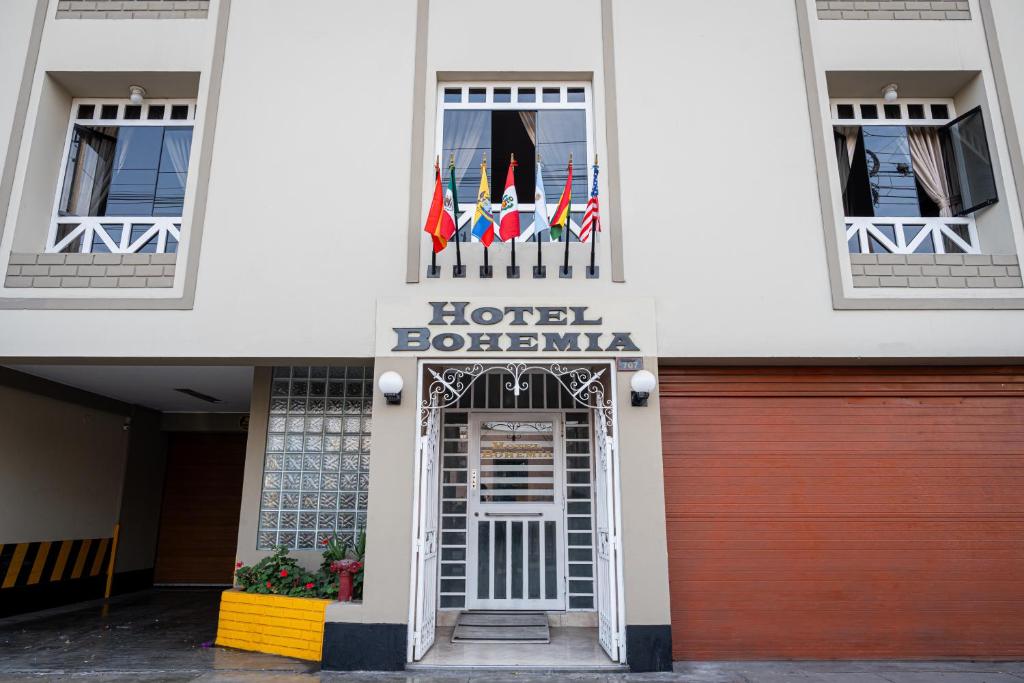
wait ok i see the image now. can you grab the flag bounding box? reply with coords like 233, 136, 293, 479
471, 158, 496, 246
580, 162, 600, 243
499, 159, 520, 242
422, 162, 448, 253
533, 159, 550, 239
440, 171, 458, 246
549, 159, 573, 241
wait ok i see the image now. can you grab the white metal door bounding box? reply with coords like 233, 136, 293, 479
411, 403, 441, 660
594, 408, 621, 660
466, 413, 566, 611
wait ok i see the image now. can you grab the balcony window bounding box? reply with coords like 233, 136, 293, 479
832, 99, 998, 255
48, 99, 196, 254
438, 83, 593, 243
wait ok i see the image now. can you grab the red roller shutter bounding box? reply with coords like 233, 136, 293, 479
661, 367, 1024, 660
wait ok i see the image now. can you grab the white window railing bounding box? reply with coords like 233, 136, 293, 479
845, 217, 979, 255
48, 217, 181, 254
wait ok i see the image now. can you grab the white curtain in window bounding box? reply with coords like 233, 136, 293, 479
441, 110, 489, 195
518, 111, 537, 146
908, 126, 953, 217
162, 129, 193, 187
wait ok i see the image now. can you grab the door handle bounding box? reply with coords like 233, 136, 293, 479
483, 512, 544, 518
470, 468, 477, 491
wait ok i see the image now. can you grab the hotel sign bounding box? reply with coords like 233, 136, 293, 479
392, 301, 640, 353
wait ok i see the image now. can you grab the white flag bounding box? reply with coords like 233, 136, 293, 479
533, 160, 550, 237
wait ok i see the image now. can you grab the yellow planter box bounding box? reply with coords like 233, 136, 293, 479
215, 589, 330, 662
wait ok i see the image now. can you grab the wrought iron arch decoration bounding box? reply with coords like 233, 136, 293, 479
420, 362, 614, 427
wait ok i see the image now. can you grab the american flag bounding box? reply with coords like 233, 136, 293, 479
580, 162, 600, 243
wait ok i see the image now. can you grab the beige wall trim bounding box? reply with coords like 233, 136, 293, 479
0, 0, 47, 253
0, 0, 232, 310
601, 0, 625, 283
794, 0, 1024, 310
980, 0, 1024, 243
405, 0, 429, 284
0, 365, 134, 415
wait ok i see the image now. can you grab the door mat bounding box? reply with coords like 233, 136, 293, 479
451, 611, 550, 643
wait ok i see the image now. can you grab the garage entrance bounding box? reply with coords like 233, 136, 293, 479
661, 367, 1024, 660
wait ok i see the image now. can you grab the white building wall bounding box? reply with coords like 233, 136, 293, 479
0, 0, 1021, 360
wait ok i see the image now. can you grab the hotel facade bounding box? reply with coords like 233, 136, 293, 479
0, 0, 1022, 672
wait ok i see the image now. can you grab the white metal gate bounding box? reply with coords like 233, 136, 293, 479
466, 413, 566, 611
410, 397, 441, 660
594, 405, 623, 661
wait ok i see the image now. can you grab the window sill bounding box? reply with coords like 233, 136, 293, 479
849, 253, 1022, 289
5, 252, 176, 289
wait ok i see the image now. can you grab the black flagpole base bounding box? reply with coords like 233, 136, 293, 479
426, 264, 440, 278
480, 264, 493, 278
586, 265, 599, 279
533, 265, 546, 278
506, 265, 520, 279
453, 264, 466, 278
559, 265, 573, 278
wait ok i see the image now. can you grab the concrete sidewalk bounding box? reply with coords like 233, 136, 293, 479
0, 590, 1021, 681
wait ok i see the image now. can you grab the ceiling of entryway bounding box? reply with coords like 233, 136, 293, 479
5, 364, 253, 412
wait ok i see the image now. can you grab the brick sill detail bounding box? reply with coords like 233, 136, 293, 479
850, 253, 1023, 289
5, 253, 176, 289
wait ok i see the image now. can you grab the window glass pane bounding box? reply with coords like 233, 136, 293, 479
884, 104, 900, 120
100, 104, 118, 120
105, 127, 165, 216
566, 87, 585, 103
941, 108, 998, 216
58, 125, 117, 217
861, 126, 921, 217
441, 109, 491, 207
147, 105, 165, 120
537, 110, 587, 203
860, 104, 878, 120
836, 104, 855, 120
931, 104, 949, 120
493, 88, 511, 103
170, 105, 189, 120
124, 105, 142, 120
468, 88, 486, 103
517, 88, 536, 103
542, 88, 560, 103
154, 127, 193, 216
908, 104, 925, 120
443, 87, 462, 103
76, 104, 95, 119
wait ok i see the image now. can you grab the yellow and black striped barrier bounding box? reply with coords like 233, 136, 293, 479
0, 532, 117, 617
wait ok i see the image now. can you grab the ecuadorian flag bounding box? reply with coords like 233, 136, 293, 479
471, 158, 497, 247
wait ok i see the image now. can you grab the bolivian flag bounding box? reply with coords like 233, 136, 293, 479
549, 158, 573, 241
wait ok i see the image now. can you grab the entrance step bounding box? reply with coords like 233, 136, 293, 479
451, 611, 550, 643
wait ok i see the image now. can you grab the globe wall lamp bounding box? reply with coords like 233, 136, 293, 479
882, 83, 899, 103
129, 85, 146, 105
630, 370, 657, 407
378, 371, 404, 405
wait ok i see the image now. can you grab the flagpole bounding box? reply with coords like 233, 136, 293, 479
561, 152, 572, 278
448, 154, 464, 278
510, 153, 516, 274
429, 157, 439, 278
481, 152, 492, 278
535, 153, 544, 278
589, 154, 597, 277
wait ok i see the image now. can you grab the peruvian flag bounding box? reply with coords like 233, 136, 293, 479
498, 158, 521, 242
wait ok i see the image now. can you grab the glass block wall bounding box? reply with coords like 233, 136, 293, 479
257, 366, 374, 551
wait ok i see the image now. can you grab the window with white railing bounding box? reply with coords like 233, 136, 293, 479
832, 98, 999, 255
438, 82, 594, 242
48, 98, 196, 254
